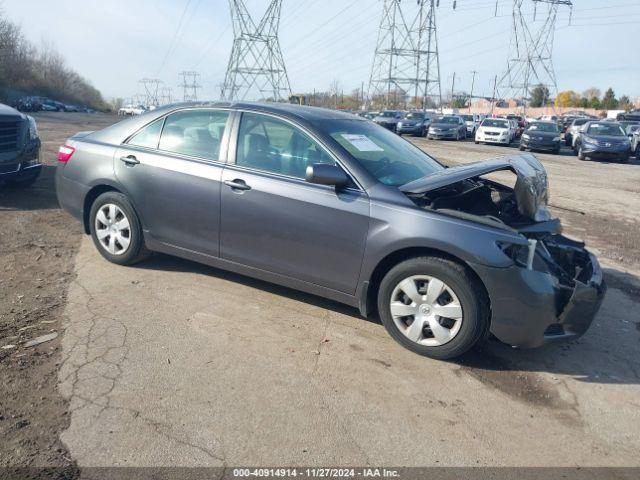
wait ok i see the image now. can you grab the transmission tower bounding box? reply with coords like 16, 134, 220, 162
139, 78, 163, 108
498, 0, 572, 113
367, 0, 457, 111
221, 0, 291, 102
159, 87, 174, 105
179, 71, 202, 102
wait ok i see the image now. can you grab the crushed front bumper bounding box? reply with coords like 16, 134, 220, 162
470, 237, 606, 348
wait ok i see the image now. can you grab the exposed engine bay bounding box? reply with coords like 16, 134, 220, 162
401, 153, 553, 230
401, 154, 601, 312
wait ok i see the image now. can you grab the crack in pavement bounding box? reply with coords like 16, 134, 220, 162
59, 274, 227, 468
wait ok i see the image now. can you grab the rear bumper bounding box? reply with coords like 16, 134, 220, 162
55, 165, 89, 222
471, 246, 606, 348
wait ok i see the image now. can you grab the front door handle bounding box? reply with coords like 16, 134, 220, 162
120, 155, 140, 166
224, 179, 251, 191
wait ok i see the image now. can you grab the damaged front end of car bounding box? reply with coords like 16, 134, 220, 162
401, 154, 606, 347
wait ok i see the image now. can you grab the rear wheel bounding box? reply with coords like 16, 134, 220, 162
89, 192, 150, 265
377, 256, 489, 360
619, 153, 629, 164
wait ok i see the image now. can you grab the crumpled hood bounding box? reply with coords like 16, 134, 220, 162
400, 153, 552, 222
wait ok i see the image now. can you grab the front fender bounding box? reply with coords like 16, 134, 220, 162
359, 202, 523, 284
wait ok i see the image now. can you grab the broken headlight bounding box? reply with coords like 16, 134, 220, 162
497, 240, 539, 270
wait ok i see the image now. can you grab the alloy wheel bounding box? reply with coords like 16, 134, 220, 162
389, 275, 463, 347
94, 204, 131, 256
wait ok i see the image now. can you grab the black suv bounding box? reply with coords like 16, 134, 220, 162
0, 103, 42, 187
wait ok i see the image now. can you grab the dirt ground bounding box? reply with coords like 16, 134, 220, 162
0, 113, 116, 479
1, 113, 639, 477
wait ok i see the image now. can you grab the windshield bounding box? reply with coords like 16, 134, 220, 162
460, 115, 474, 121
587, 123, 625, 136
405, 112, 425, 120
527, 122, 559, 133
481, 119, 509, 129
380, 111, 398, 118
321, 119, 444, 187
434, 116, 459, 124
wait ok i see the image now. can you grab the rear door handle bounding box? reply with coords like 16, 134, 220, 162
120, 155, 140, 166
224, 179, 251, 191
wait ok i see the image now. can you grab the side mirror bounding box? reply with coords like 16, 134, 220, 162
305, 163, 350, 188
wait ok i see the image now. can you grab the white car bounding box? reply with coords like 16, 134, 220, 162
475, 118, 512, 145
118, 104, 146, 116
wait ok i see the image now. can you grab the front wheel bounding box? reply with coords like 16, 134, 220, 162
619, 153, 629, 164
89, 192, 150, 265
578, 147, 586, 161
377, 257, 490, 360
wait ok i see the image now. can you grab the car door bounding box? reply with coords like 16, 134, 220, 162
219, 111, 370, 294
114, 108, 232, 257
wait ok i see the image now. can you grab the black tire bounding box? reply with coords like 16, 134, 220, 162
5, 173, 39, 188
89, 191, 151, 266
578, 147, 586, 161
519, 145, 525, 151
553, 147, 561, 155
619, 153, 629, 164
565, 137, 572, 147
474, 141, 479, 144
377, 256, 490, 360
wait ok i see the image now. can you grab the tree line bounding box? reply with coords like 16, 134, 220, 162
530, 84, 634, 111
0, 11, 106, 110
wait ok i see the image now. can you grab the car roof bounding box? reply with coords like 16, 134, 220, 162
87, 101, 367, 145
152, 101, 363, 123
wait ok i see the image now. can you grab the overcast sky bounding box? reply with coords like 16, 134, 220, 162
4, 0, 639, 102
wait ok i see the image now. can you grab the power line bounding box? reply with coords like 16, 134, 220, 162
157, 0, 194, 76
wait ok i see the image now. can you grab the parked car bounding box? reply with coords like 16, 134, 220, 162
505, 114, 526, 137
631, 128, 640, 157
372, 110, 402, 132
574, 122, 632, 163
14, 96, 42, 112
55, 102, 605, 359
118, 104, 147, 116
619, 121, 640, 136
460, 114, 480, 137
626, 124, 640, 139
475, 118, 512, 145
519, 121, 561, 154
397, 111, 433, 137
616, 109, 640, 122
565, 118, 591, 146
0, 103, 42, 187
427, 115, 466, 140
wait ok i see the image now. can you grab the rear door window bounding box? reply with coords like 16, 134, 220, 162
158, 110, 230, 161
127, 118, 164, 149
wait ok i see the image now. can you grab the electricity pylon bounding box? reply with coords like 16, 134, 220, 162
367, 0, 455, 111
179, 71, 201, 102
221, 0, 291, 102
159, 87, 174, 105
139, 78, 163, 108
498, 0, 573, 113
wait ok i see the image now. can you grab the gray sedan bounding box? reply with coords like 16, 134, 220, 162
55, 102, 605, 360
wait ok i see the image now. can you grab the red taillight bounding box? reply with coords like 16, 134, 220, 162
57, 145, 75, 163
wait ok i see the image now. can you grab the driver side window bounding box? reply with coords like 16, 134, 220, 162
236, 112, 335, 178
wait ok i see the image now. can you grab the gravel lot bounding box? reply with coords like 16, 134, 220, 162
1, 113, 639, 476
